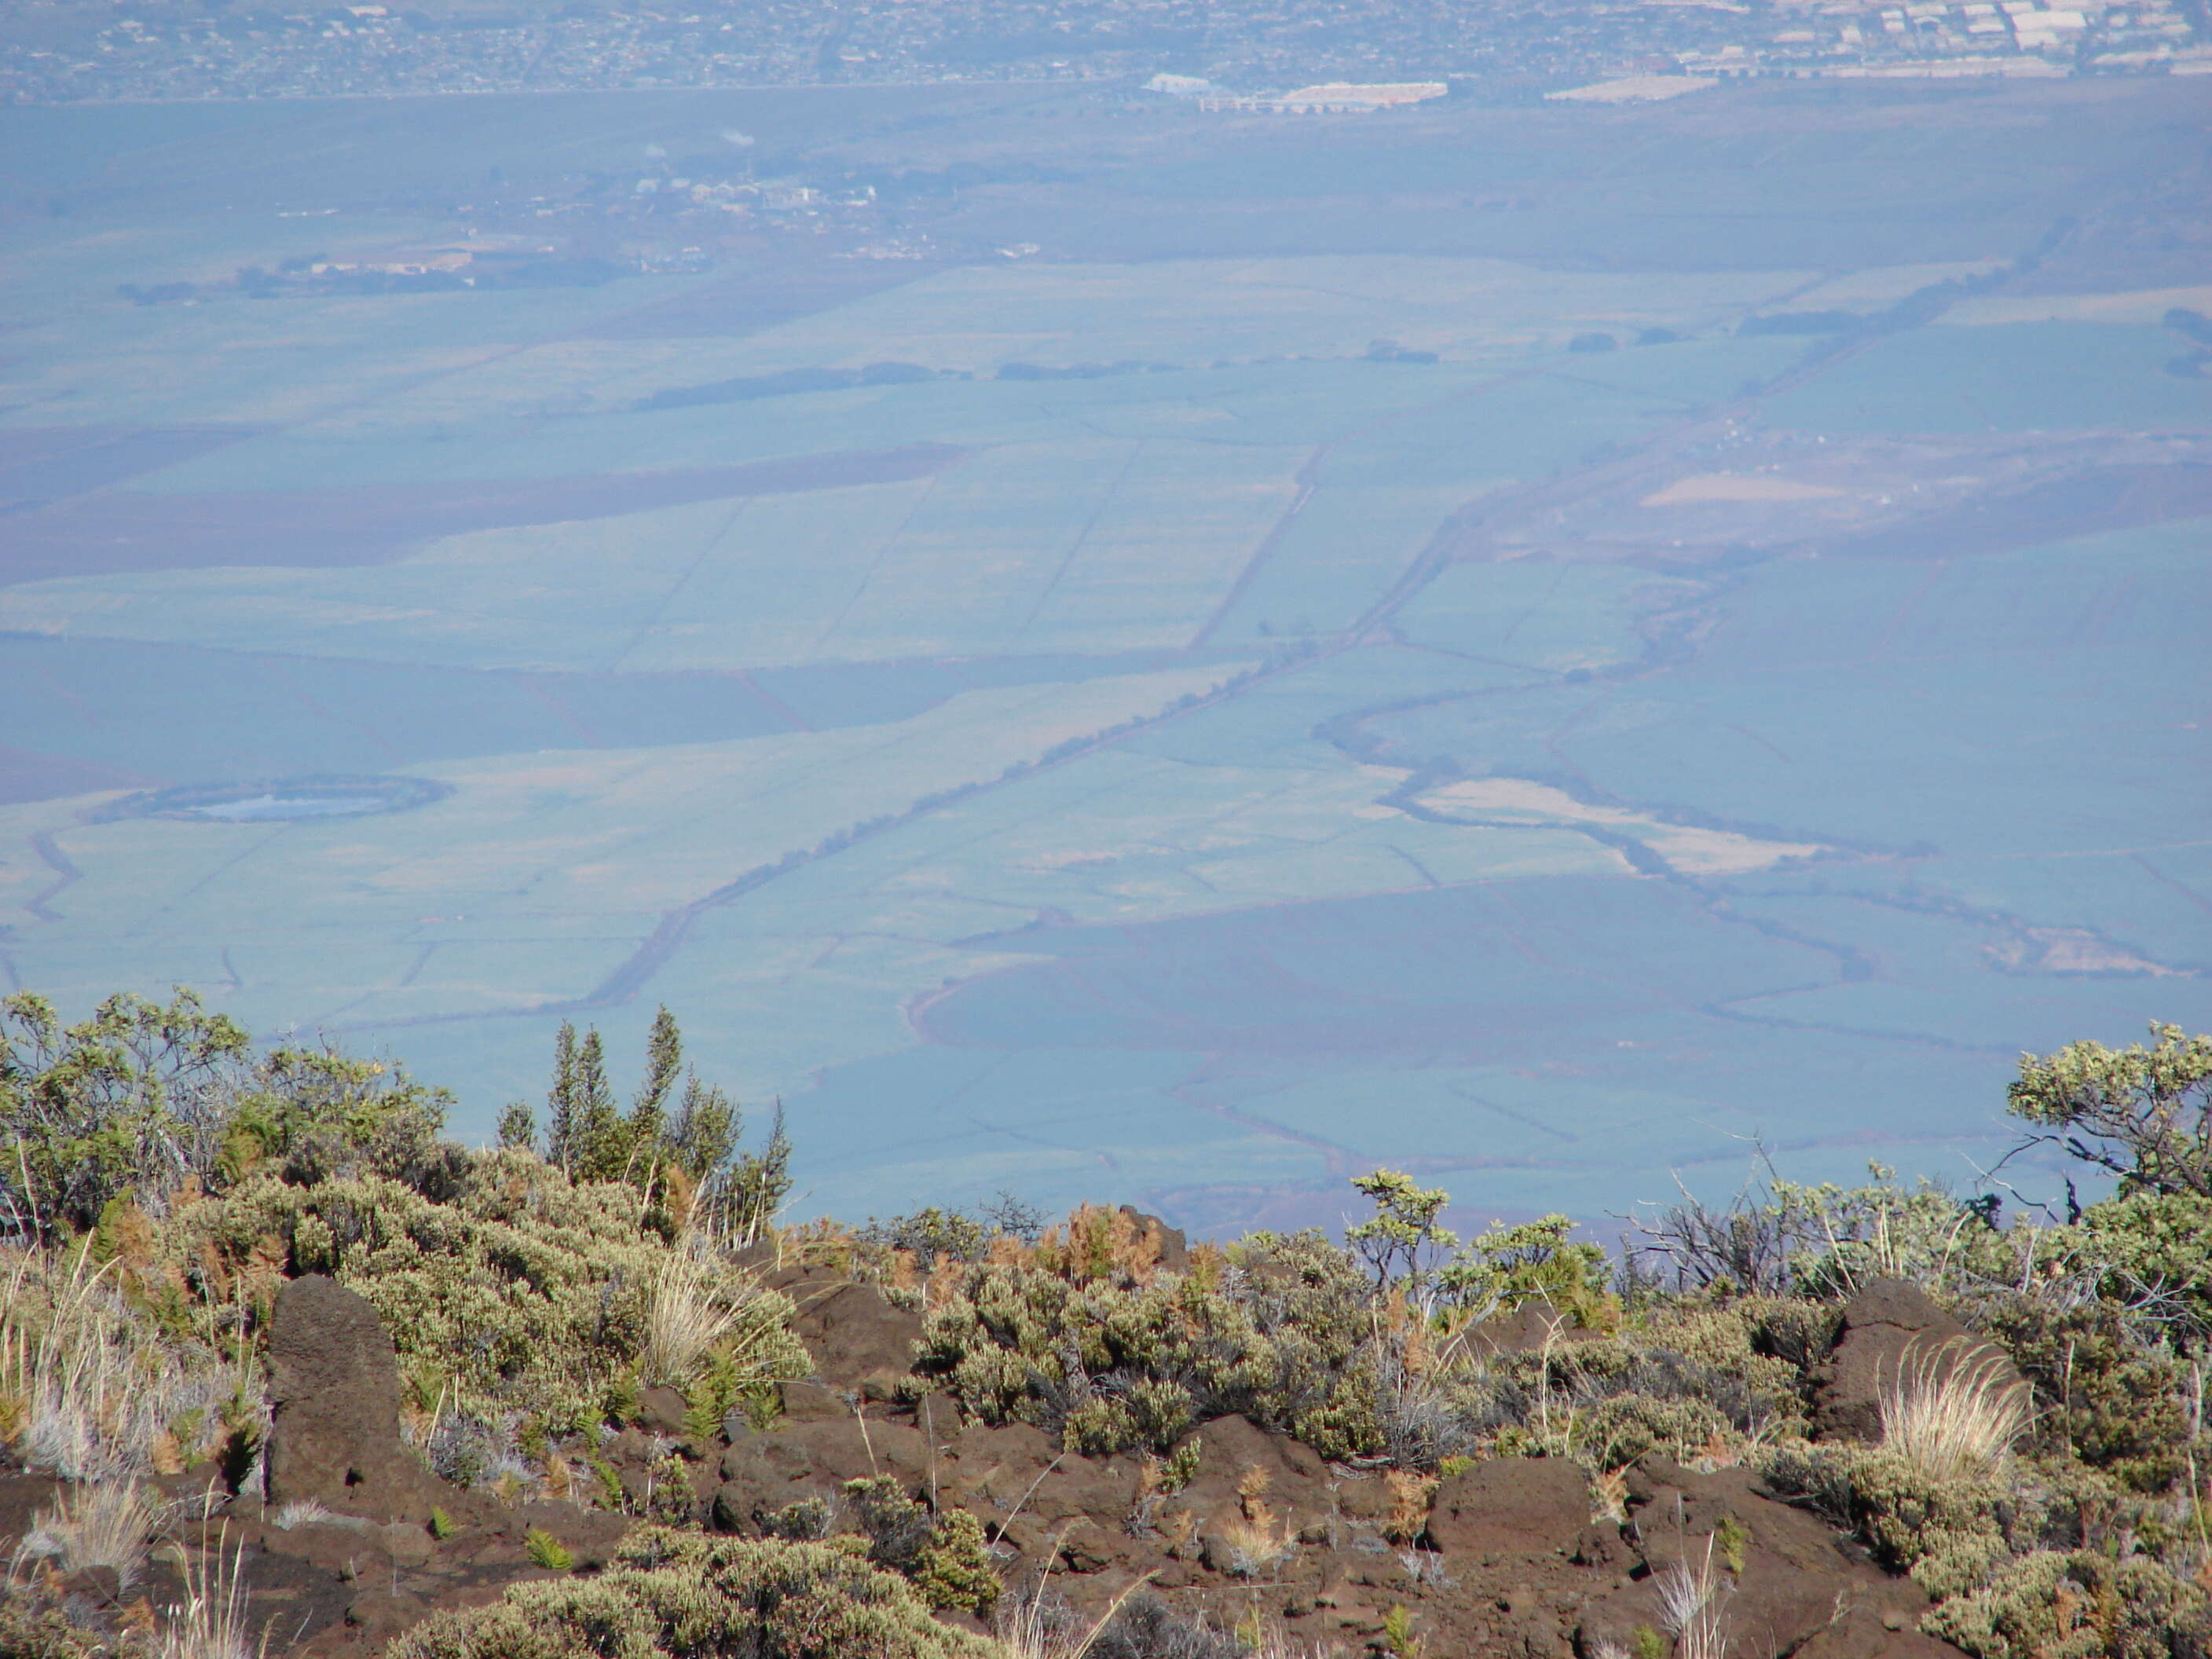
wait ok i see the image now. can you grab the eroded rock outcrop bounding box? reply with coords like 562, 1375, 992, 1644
266, 1274, 434, 1521
1813, 1276, 2023, 1444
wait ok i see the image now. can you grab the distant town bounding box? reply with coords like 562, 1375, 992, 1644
2, 0, 2204, 105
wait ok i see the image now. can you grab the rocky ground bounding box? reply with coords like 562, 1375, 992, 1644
1, 1214, 2020, 1659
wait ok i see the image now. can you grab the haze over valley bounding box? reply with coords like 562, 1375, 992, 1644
2, 66, 2207, 1235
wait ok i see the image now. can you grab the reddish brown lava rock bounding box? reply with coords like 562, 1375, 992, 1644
765, 1265, 928, 1416
3, 1251, 1990, 1659
1577, 1457, 1933, 1658
266, 1275, 435, 1522
1813, 1277, 2023, 1444
1425, 1456, 1592, 1562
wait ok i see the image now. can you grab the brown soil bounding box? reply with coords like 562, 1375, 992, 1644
0, 745, 155, 804
0, 425, 263, 507
0, 442, 969, 586
0, 1266, 1975, 1659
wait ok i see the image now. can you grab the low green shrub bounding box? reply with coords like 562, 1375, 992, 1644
840, 1478, 999, 1615
910, 1207, 1381, 1459
1972, 1291, 2192, 1490
157, 1149, 808, 1423
389, 1528, 1000, 1659
1762, 1443, 2012, 1583
1922, 1550, 2212, 1659
1454, 1297, 1809, 1466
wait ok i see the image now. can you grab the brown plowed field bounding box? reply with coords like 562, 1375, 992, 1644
0, 441, 969, 584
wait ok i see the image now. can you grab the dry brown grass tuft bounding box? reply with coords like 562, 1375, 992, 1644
992, 1572, 1151, 1659
1382, 1470, 1437, 1545
14, 1478, 167, 1591
1878, 1336, 2032, 1483
641, 1251, 741, 1386
639, 1242, 803, 1390
156, 1534, 265, 1659
1657, 1537, 1730, 1659
2, 1244, 231, 1482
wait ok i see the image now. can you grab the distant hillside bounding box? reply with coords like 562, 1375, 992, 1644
4, 991, 2210, 1658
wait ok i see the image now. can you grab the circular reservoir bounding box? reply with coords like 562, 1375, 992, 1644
93, 775, 452, 824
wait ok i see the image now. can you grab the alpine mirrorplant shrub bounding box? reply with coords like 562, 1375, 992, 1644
910, 1207, 1382, 1459
156, 1149, 809, 1423
388, 1528, 1002, 1659
1921, 1549, 2212, 1659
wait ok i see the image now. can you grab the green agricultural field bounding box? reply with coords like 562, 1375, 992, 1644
5, 81, 2207, 1232
1760, 320, 2212, 434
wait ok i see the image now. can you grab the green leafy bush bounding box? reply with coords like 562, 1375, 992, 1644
840, 1479, 999, 1616
1762, 1443, 2011, 1584
157, 1149, 808, 1421
911, 1207, 1381, 1459
2069, 1189, 2212, 1346
1623, 1157, 2006, 1298
2006, 1022, 2212, 1199
1922, 1550, 2212, 1659
1972, 1291, 2192, 1489
389, 1528, 1001, 1659
0, 988, 450, 1240
1437, 1213, 1615, 1328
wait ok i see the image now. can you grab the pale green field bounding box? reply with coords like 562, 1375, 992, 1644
2, 441, 1308, 667
0, 214, 731, 428
12, 184, 2203, 1228
0, 247, 1854, 459
0, 666, 1234, 1033
701, 257, 1827, 372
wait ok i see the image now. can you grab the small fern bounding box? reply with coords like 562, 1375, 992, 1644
588, 1453, 625, 1511
1382, 1604, 1424, 1659
427, 1507, 456, 1541
524, 1527, 575, 1572
1716, 1514, 1749, 1575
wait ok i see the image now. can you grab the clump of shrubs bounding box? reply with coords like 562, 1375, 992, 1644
906, 1204, 1384, 1459
9, 989, 2212, 1659
0, 991, 809, 1485
392, 1527, 1000, 1659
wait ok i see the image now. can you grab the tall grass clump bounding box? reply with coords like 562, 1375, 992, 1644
992, 1576, 1155, 1659
156, 1534, 265, 1659
1879, 1337, 2032, 1481
13, 1478, 167, 1591
1657, 1540, 1730, 1659
0, 1243, 233, 1482
641, 1242, 800, 1392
